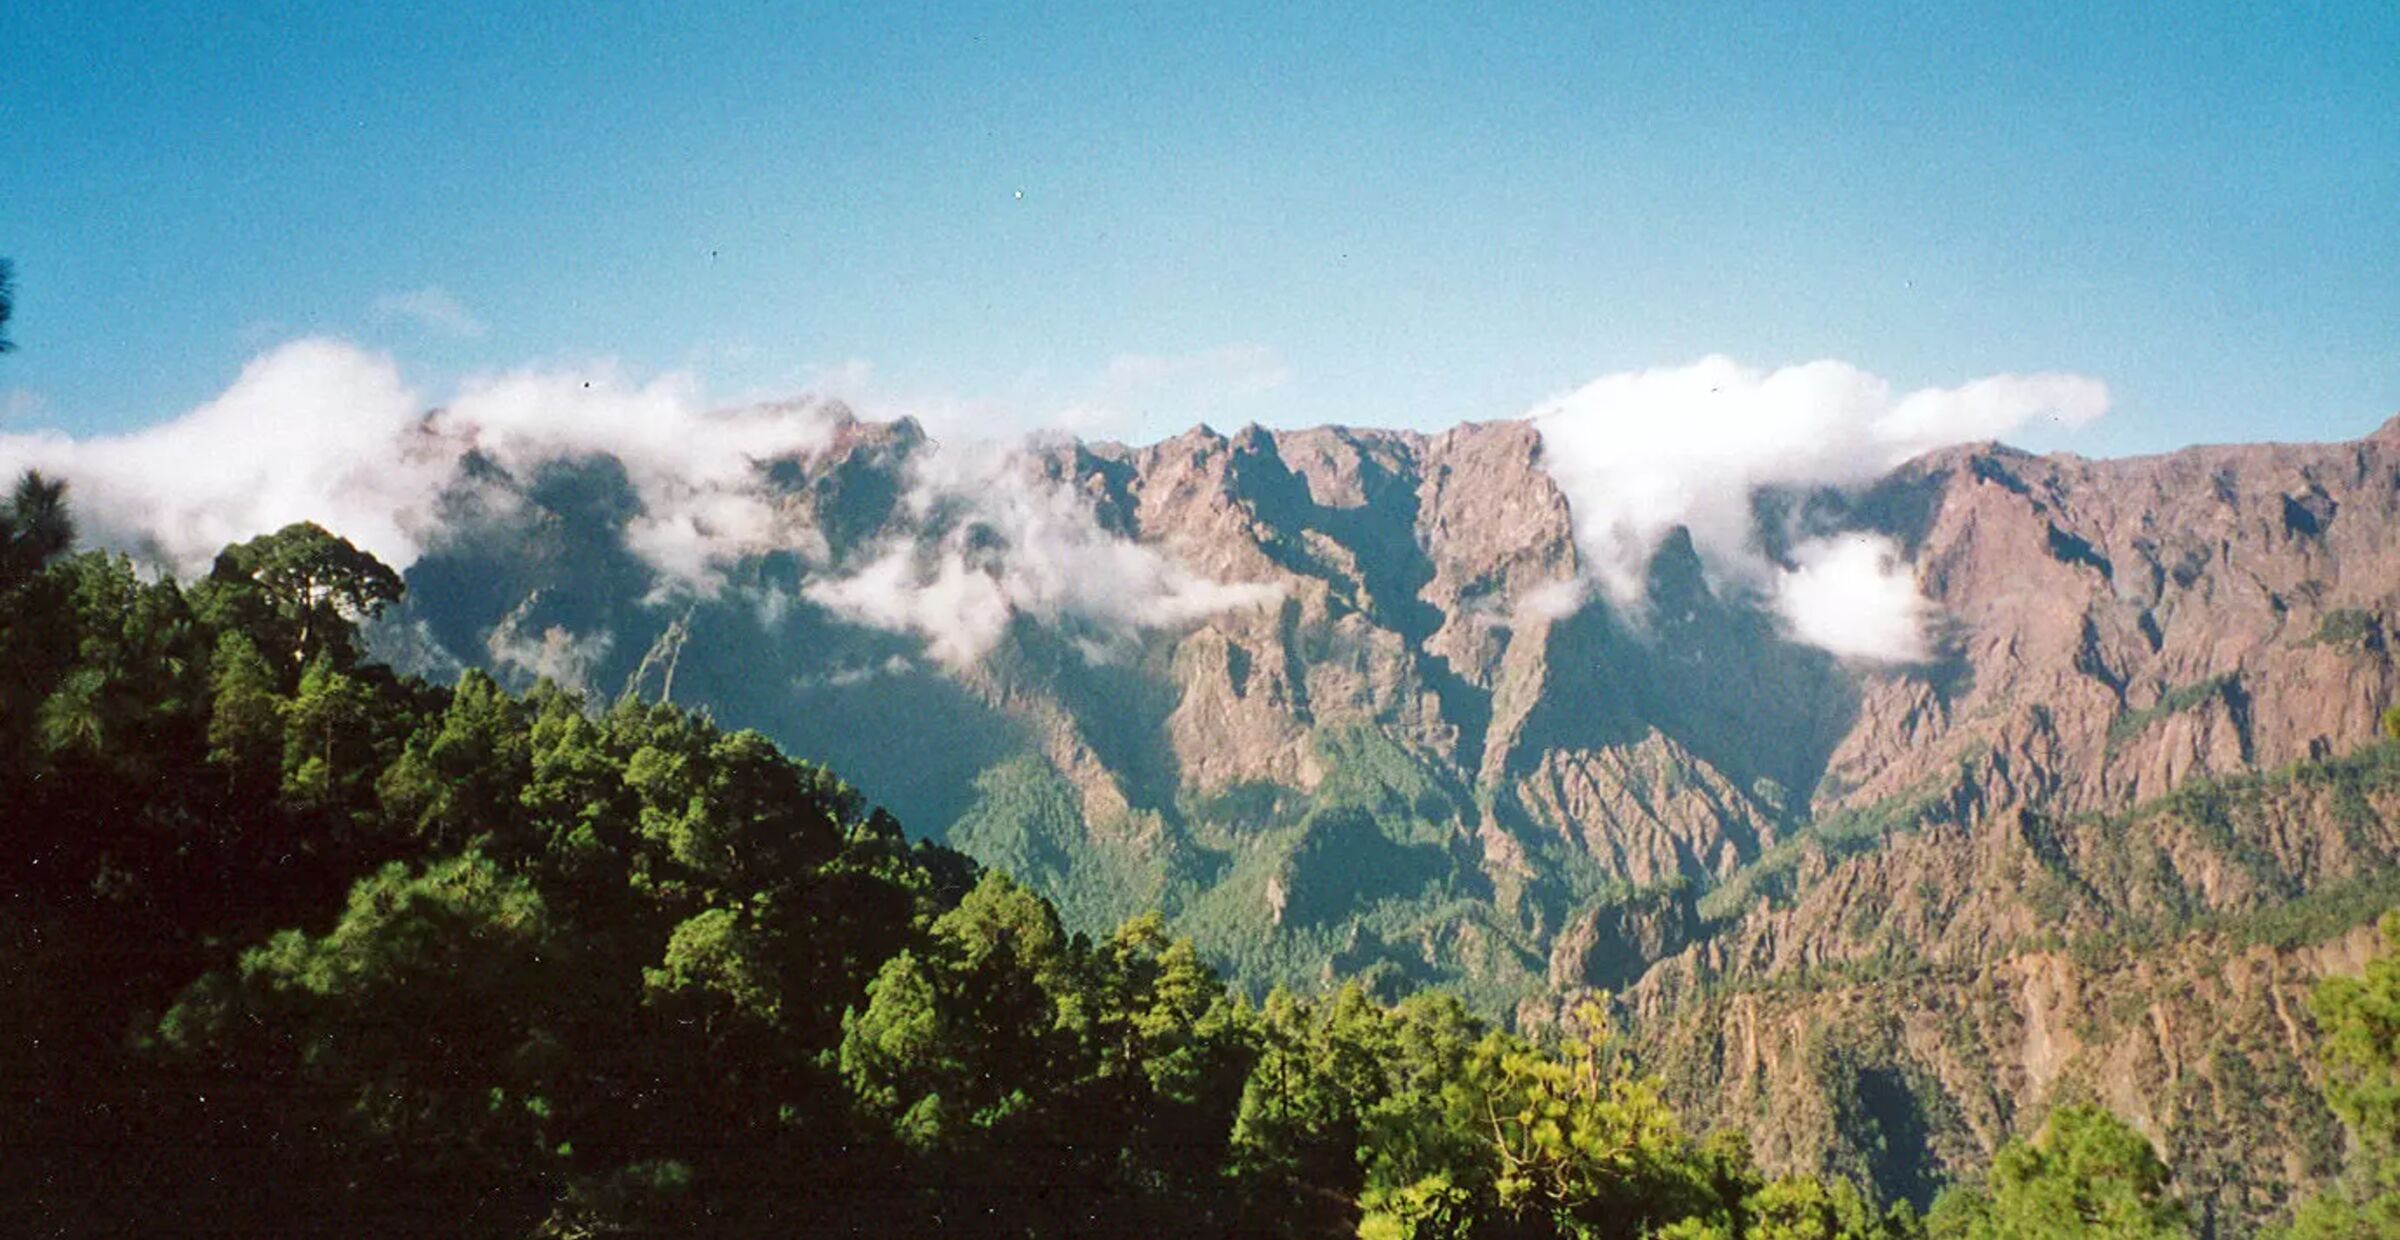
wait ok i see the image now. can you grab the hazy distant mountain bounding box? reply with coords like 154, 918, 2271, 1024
378, 407, 2400, 1229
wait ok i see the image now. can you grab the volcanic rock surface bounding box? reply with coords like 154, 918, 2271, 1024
382, 408, 2400, 1232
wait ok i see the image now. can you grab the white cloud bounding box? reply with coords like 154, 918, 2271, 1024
805, 442, 1282, 668
0, 338, 450, 572
806, 548, 1014, 668
1878, 371, 2109, 445
795, 654, 917, 691
1528, 355, 2106, 655
435, 363, 838, 593
1773, 534, 1929, 663
0, 340, 839, 586
485, 617, 614, 694
374, 286, 486, 338
3, 338, 1278, 669
6, 338, 2062, 671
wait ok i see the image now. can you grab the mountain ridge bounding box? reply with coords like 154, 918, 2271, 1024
375, 407, 2400, 1232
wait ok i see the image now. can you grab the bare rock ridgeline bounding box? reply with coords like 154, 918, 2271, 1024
399, 409, 2400, 958
386, 408, 2400, 1230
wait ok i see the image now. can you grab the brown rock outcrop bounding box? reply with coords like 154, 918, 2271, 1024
393, 407, 2400, 1235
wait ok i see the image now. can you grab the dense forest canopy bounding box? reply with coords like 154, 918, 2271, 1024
1, 478, 2395, 1237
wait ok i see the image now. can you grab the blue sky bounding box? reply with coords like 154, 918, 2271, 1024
3, 1, 2395, 452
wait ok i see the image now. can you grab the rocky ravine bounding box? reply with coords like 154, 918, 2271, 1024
382, 409, 2400, 1232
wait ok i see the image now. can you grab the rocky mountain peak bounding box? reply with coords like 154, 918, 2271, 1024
379, 411, 2400, 1232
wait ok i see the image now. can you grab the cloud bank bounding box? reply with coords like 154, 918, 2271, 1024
805, 444, 1282, 668
0, 340, 843, 586
2, 341, 2107, 670
432, 363, 840, 592
1528, 355, 2107, 661
1775, 534, 1931, 663
0, 337, 1280, 667
0, 340, 452, 571
485, 611, 616, 695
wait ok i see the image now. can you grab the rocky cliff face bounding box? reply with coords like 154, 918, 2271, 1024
382, 408, 2400, 1233
1625, 921, 2388, 1231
